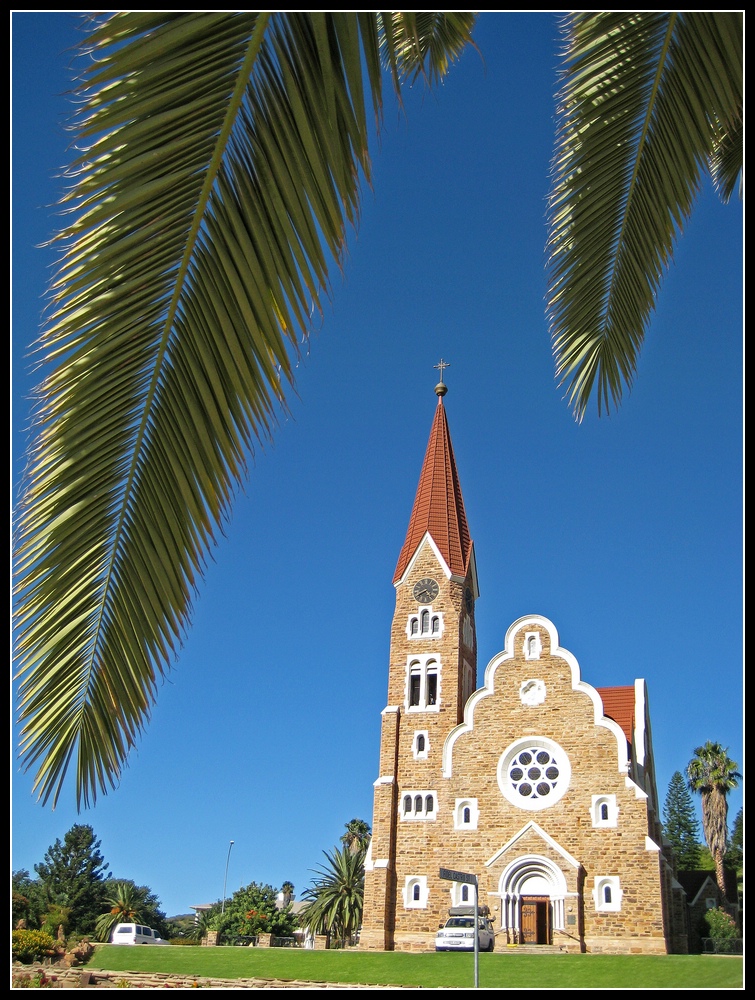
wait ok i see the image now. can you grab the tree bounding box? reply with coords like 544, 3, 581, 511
546, 12, 743, 421
300, 845, 365, 948
33, 825, 111, 937
340, 819, 371, 856
662, 771, 701, 871
12, 11, 478, 811
95, 881, 142, 942
13, 13, 742, 810
198, 882, 298, 942
94, 880, 168, 942
727, 807, 743, 874
12, 870, 46, 931
686, 742, 741, 899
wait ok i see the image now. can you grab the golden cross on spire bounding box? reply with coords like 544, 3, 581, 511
434, 358, 450, 383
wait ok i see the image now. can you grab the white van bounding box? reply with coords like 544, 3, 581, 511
110, 922, 169, 945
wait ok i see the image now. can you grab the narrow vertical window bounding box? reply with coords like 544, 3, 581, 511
600, 803, 609, 821
416, 734, 425, 753
414, 795, 423, 814
604, 886, 612, 904
427, 670, 438, 705
409, 671, 421, 706
463, 806, 471, 824
421, 609, 430, 633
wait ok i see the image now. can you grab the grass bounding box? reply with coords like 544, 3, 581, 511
89, 945, 743, 989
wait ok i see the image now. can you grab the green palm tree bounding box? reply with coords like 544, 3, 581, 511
686, 742, 741, 900
300, 845, 365, 948
94, 881, 144, 943
340, 819, 371, 856
12, 12, 477, 810
13, 12, 742, 810
546, 12, 742, 421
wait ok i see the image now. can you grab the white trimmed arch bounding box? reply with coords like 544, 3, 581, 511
495, 854, 569, 937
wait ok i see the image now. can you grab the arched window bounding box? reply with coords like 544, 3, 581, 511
409, 667, 421, 707
417, 734, 425, 753
591, 794, 618, 828
453, 798, 478, 830
421, 610, 430, 633
401, 790, 437, 821
461, 884, 469, 902
413, 883, 421, 901
406, 657, 440, 711
410, 618, 419, 635
593, 877, 622, 912
432, 616, 440, 634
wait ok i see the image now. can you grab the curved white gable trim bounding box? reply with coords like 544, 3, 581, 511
442, 615, 631, 778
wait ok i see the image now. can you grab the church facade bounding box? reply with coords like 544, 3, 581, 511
359, 381, 686, 955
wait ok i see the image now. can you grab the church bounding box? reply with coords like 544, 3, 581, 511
359, 376, 688, 955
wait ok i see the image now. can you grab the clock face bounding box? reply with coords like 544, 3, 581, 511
413, 577, 439, 604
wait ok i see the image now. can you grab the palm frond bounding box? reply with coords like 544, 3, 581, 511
13, 11, 477, 809
546, 11, 743, 421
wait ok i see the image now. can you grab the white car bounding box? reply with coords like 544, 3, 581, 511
435, 909, 495, 952
110, 922, 169, 945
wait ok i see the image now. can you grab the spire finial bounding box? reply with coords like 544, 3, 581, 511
434, 358, 449, 397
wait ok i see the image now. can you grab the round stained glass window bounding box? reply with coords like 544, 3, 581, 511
498, 738, 571, 810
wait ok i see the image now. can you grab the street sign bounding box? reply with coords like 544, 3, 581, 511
439, 867, 477, 885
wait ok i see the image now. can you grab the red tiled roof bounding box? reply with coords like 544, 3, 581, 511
393, 395, 472, 583
596, 686, 635, 745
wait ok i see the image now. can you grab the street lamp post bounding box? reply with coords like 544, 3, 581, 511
221, 840, 235, 914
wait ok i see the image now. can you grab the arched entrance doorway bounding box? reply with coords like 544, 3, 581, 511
496, 855, 568, 946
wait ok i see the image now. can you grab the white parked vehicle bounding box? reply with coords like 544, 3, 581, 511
435, 906, 495, 952
110, 922, 169, 945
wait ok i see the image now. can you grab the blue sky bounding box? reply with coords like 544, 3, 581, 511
12, 13, 743, 918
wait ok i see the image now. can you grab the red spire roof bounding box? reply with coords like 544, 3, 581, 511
393, 394, 473, 583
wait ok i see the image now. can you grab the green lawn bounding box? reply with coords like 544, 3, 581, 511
89, 945, 743, 989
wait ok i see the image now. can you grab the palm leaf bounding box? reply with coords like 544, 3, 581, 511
13, 11, 477, 808
546, 12, 743, 421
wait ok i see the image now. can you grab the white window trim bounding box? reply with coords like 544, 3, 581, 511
403, 876, 429, 909
412, 730, 430, 760
593, 877, 623, 912
400, 790, 438, 821
497, 737, 571, 811
451, 881, 477, 907
591, 794, 619, 828
453, 798, 479, 830
406, 606, 444, 640
406, 655, 441, 712
524, 631, 542, 660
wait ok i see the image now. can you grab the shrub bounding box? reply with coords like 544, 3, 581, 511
703, 907, 739, 953
12, 929, 57, 963
11, 970, 58, 988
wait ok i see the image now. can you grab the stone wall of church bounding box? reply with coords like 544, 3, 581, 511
364, 611, 675, 954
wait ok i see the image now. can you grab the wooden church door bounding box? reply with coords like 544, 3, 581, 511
519, 896, 551, 944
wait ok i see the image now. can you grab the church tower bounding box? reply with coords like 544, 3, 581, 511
360, 372, 479, 951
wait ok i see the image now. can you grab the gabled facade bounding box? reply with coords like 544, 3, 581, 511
359, 383, 684, 954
